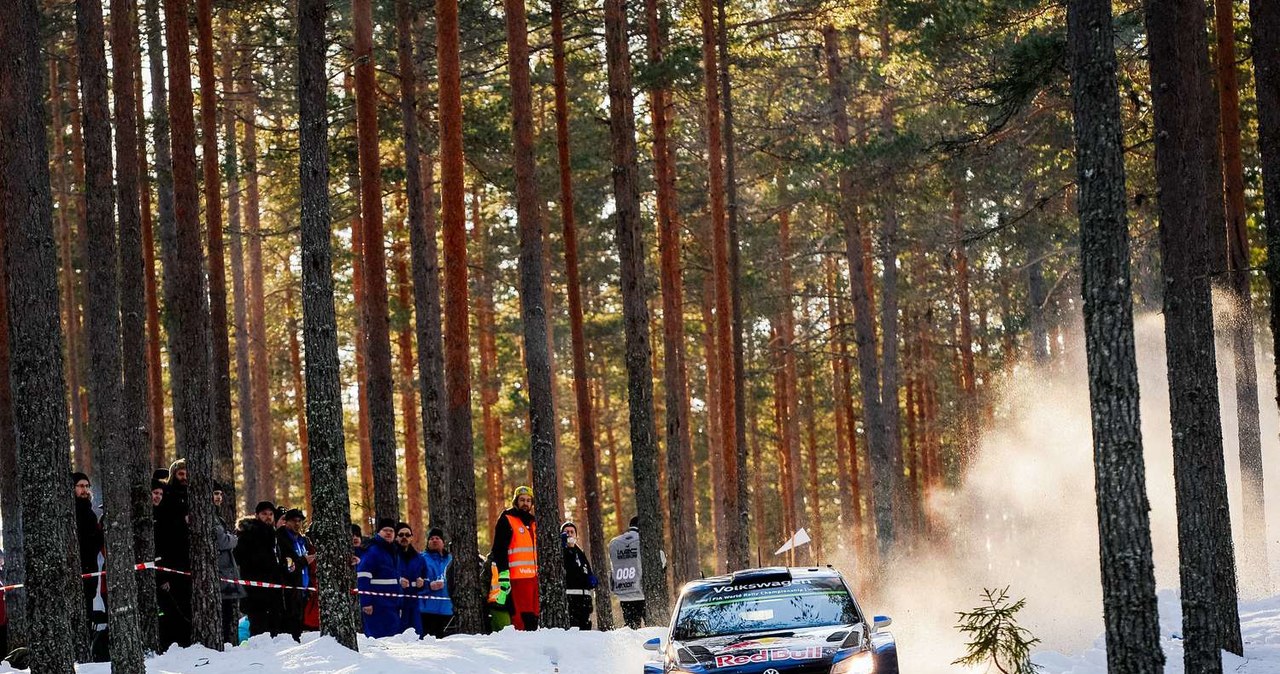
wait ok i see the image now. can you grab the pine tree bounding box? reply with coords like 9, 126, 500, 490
297, 0, 359, 649
604, 0, 669, 622
1257, 0, 1280, 547
0, 2, 83, 668
437, 0, 483, 634
1068, 0, 1164, 667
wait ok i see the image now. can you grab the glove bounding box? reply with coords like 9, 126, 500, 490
496, 570, 511, 604
588, 572, 599, 590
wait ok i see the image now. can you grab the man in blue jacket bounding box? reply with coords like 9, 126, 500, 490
393, 522, 426, 636
356, 519, 402, 638
419, 527, 454, 638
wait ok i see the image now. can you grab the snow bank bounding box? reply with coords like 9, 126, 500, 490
1034, 591, 1280, 673
0, 626, 665, 674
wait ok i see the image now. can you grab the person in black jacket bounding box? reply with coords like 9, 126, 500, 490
276, 509, 313, 640
155, 460, 192, 650
560, 522, 596, 630
72, 472, 107, 659
235, 501, 282, 637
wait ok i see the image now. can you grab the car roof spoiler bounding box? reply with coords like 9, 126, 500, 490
729, 567, 793, 585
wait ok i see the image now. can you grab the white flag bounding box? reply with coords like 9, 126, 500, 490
774, 528, 812, 556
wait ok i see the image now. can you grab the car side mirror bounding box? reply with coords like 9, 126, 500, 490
873, 615, 892, 632
643, 637, 662, 652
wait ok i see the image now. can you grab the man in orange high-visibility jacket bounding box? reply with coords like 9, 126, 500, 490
490, 486, 540, 630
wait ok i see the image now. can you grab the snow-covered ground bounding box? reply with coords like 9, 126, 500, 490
6, 592, 1280, 674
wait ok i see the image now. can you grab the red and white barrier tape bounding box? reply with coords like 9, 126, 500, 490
1, 562, 446, 601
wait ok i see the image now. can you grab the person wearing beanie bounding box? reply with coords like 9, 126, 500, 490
356, 518, 403, 637
418, 527, 454, 639
489, 485, 539, 630
155, 458, 193, 650
71, 472, 105, 658
234, 500, 283, 637
277, 509, 313, 640
560, 522, 597, 630
351, 524, 367, 567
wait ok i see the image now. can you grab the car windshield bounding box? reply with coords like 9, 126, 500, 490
671, 576, 859, 641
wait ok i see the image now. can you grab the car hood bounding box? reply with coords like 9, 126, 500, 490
671, 625, 851, 672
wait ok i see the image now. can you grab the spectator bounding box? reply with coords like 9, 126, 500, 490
351, 524, 366, 567
150, 479, 164, 507
489, 486, 539, 631
72, 472, 107, 659
608, 516, 646, 629
277, 508, 313, 640
393, 523, 426, 636
560, 522, 596, 630
234, 501, 282, 637
155, 459, 192, 650
356, 519, 402, 638
212, 484, 246, 646
418, 527, 454, 639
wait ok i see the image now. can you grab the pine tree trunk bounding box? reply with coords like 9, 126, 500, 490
196, 0, 236, 519
392, 215, 423, 540
346, 133, 375, 522
1068, 0, 1165, 669
161, 0, 223, 648
701, 273, 727, 572
599, 367, 628, 533
698, 0, 742, 574
802, 356, 824, 563
604, 0, 669, 621
644, 0, 697, 589
1027, 249, 1050, 364
286, 285, 312, 511
716, 0, 749, 571
778, 208, 805, 549
835, 285, 864, 549
472, 188, 505, 525
133, 11, 161, 649
1146, 0, 1243, 665
437, 0, 483, 633
144, 0, 175, 471
109, 0, 153, 663
395, 0, 449, 531
826, 259, 857, 535
952, 184, 978, 470
243, 75, 274, 503
1, 6, 83, 669
77, 0, 147, 660
1212, 0, 1268, 596
297, 0, 360, 648
64, 52, 92, 477
52, 65, 83, 497
502, 0, 568, 627
224, 43, 256, 512
824, 25, 893, 557
1255, 0, 1280, 604
0, 67, 26, 656
352, 0, 401, 524
552, 0, 615, 628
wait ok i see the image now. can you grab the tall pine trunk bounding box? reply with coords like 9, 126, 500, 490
552, 0, 614, 627
161, 0, 223, 648
392, 214, 423, 539
1146, 0, 1243, 665
395, 0, 449, 530
824, 24, 893, 557
132, 18, 160, 650
297, 0, 359, 648
65, 52, 92, 477
778, 207, 805, 551
645, 0, 697, 587
224, 44, 257, 511
1068, 0, 1164, 669
196, 0, 236, 518
243, 74, 274, 502
0, 153, 24, 651
503, 0, 568, 627
698, 0, 743, 572
352, 0, 401, 524
144, 0, 175, 470
1256, 0, 1280, 589
473, 188, 505, 523
604, 0, 669, 621
1, 2, 89, 667
285, 285, 312, 510
1212, 0, 1268, 595
437, 0, 483, 633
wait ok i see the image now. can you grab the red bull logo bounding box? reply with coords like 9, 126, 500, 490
713, 646, 824, 668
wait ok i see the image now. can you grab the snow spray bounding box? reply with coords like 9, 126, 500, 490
818, 307, 1279, 672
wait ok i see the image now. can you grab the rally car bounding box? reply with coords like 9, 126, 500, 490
643, 566, 899, 674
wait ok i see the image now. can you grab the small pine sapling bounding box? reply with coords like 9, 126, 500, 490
953, 587, 1042, 674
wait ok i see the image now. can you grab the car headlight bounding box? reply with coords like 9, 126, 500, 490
829, 649, 875, 674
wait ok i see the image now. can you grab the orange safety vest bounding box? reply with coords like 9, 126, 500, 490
505, 513, 538, 579
488, 562, 502, 604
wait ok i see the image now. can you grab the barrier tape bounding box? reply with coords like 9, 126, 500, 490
1, 561, 446, 601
